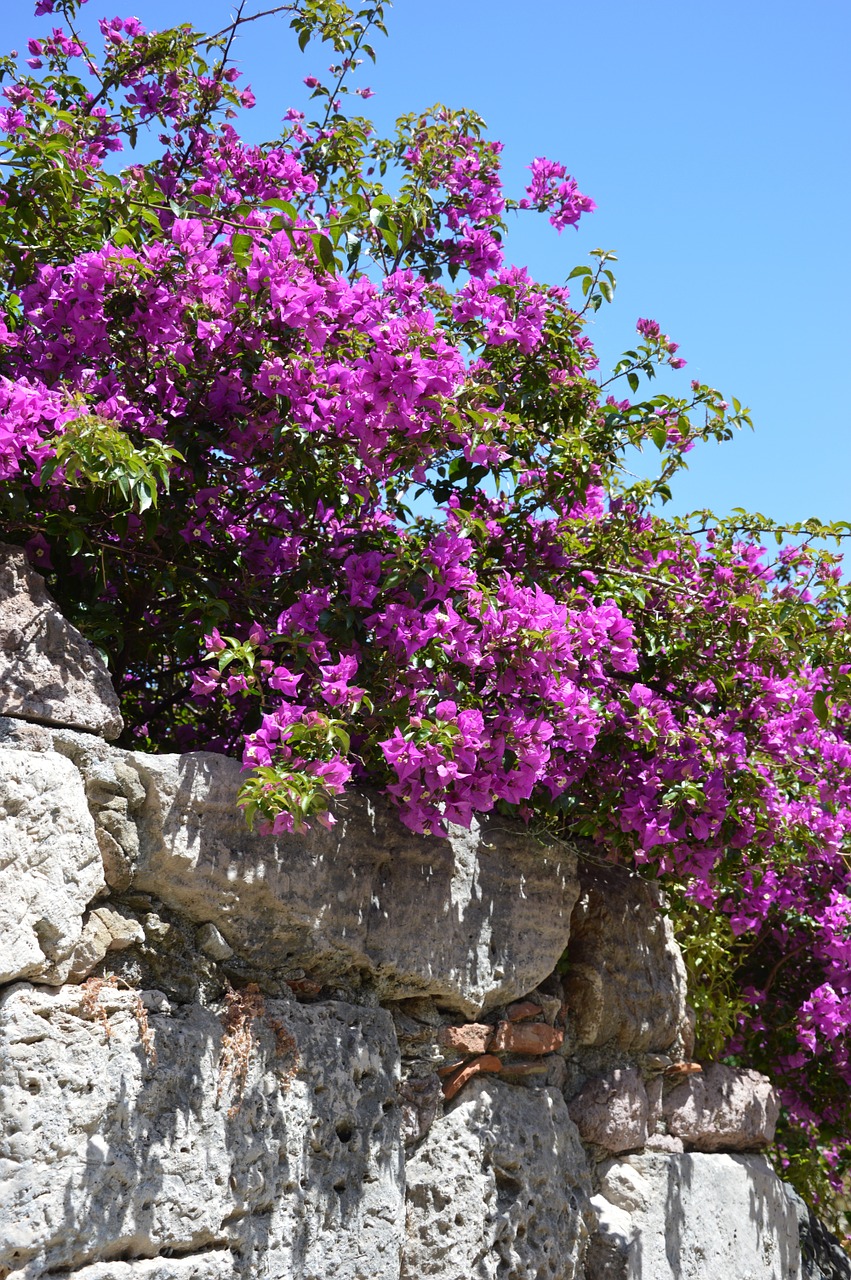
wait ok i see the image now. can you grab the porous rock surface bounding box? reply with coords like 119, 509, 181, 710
0, 748, 104, 985
562, 861, 688, 1052
0, 574, 844, 1279
403, 1078, 595, 1279
0, 983, 403, 1280
567, 1067, 649, 1154
127, 750, 581, 1017
0, 543, 122, 739
663, 1061, 781, 1152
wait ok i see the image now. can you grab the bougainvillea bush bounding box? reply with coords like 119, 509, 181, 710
2, 0, 851, 1216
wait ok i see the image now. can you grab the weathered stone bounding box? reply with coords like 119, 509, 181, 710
498, 1060, 549, 1078
567, 1067, 649, 1153
0, 715, 52, 751
0, 543, 123, 738
490, 1020, 564, 1055
643, 1132, 684, 1154
663, 1063, 780, 1152
130, 752, 582, 1016
8, 1259, 233, 1280
442, 1053, 502, 1101
563, 861, 688, 1052
0, 983, 403, 1280
438, 1023, 493, 1055
785, 1184, 851, 1279
0, 749, 104, 984
398, 1073, 444, 1148
505, 999, 541, 1022
403, 1079, 594, 1279
196, 922, 234, 962
51, 732, 146, 891
588, 1152, 801, 1279
63, 905, 145, 982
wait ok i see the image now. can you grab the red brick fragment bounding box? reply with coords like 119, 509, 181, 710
438, 1023, 493, 1055
441, 1054, 503, 1101
490, 1021, 564, 1055
505, 1000, 541, 1023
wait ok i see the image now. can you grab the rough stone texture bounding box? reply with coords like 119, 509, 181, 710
663, 1062, 780, 1152
0, 543, 123, 739
129, 751, 581, 1016
403, 1078, 594, 1279
50, 730, 146, 893
588, 1152, 802, 1280
506, 999, 541, 1022
562, 861, 688, 1052
0, 748, 104, 985
0, 983, 403, 1280
62, 905, 145, 982
786, 1186, 851, 1279
12, 1260, 234, 1280
567, 1068, 649, 1154
398, 1073, 444, 1149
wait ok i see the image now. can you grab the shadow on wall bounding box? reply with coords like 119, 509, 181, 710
0, 982, 403, 1278
129, 748, 581, 1017
661, 1151, 800, 1280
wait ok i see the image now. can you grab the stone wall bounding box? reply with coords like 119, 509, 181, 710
1, 543, 849, 1280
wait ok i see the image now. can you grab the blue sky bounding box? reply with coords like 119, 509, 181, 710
4, 0, 850, 527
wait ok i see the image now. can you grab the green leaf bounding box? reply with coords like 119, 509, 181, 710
231, 233, 253, 268
310, 232, 337, 274
812, 690, 830, 727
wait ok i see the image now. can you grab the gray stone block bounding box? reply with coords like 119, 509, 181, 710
0, 984, 403, 1279
0, 543, 122, 739
588, 1152, 802, 1279
0, 748, 104, 984
563, 861, 688, 1053
402, 1078, 594, 1279
130, 751, 581, 1016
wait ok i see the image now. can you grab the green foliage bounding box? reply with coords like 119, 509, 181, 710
665, 886, 750, 1062
39, 414, 181, 516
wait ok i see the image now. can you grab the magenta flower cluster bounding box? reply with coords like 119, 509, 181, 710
1, 0, 850, 1199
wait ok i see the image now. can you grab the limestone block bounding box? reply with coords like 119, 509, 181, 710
9, 1259, 234, 1280
0, 543, 122, 738
663, 1063, 780, 1152
587, 1152, 801, 1279
51, 731, 146, 890
402, 1078, 594, 1279
61, 906, 146, 982
567, 1067, 649, 1154
0, 984, 403, 1280
562, 861, 687, 1052
130, 752, 581, 1016
0, 749, 104, 984
785, 1184, 851, 1279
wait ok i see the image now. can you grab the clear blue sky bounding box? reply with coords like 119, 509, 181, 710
4, 1, 850, 526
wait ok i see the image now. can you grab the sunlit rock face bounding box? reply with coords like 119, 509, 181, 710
1, 576, 841, 1280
